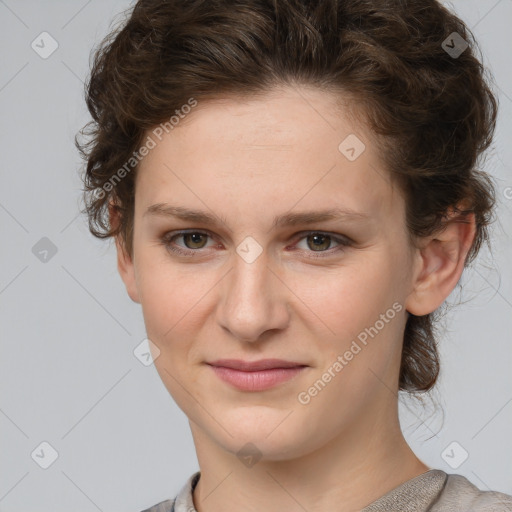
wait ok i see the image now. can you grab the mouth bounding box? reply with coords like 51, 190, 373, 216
206, 359, 308, 391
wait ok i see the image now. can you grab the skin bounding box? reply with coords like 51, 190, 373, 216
114, 85, 476, 512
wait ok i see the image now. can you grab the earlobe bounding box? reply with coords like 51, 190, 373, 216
405, 211, 476, 316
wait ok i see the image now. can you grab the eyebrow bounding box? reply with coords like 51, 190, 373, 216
144, 203, 370, 231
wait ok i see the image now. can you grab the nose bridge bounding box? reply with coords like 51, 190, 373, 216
233, 249, 270, 299
217, 247, 288, 342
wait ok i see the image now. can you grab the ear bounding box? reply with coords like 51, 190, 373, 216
405, 208, 476, 316
109, 202, 141, 304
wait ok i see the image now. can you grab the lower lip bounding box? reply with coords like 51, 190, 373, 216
208, 365, 306, 391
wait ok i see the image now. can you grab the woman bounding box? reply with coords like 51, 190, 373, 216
77, 0, 512, 510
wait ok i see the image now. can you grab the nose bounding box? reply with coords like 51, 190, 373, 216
216, 250, 290, 343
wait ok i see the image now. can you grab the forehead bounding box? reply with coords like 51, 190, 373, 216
135, 86, 402, 228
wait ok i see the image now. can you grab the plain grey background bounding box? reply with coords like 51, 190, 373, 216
0, 1, 511, 511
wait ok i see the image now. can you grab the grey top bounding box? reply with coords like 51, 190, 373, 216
140, 469, 512, 512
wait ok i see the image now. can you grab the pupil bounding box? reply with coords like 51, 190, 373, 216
186, 233, 205, 248
310, 234, 329, 251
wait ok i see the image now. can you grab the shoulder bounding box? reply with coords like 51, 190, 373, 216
138, 498, 175, 512
430, 472, 512, 511
138, 471, 200, 512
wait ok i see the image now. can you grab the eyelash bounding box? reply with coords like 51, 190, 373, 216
160, 230, 352, 259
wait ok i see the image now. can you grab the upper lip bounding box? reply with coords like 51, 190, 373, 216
207, 358, 307, 371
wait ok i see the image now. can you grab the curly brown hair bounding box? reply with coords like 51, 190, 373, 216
77, 0, 498, 396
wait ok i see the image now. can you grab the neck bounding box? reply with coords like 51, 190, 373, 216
189, 404, 429, 512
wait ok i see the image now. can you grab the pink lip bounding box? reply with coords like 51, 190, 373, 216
206, 359, 308, 391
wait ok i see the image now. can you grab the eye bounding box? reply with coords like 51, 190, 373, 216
291, 232, 352, 258
161, 229, 352, 258
161, 230, 216, 256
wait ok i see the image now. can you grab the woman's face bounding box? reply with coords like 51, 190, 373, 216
118, 86, 422, 461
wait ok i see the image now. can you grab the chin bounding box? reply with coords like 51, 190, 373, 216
210, 409, 318, 462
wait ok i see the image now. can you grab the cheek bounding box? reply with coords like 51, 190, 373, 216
138, 266, 205, 413
294, 259, 405, 379
292, 272, 404, 434
137, 258, 214, 339
292, 258, 397, 334
136, 261, 216, 396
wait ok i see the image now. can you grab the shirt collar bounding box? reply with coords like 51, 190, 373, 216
172, 469, 447, 512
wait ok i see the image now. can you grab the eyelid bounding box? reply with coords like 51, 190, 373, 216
161, 229, 353, 257
161, 229, 218, 254
289, 230, 354, 246
288, 231, 352, 257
